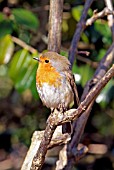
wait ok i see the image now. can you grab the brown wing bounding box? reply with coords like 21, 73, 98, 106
62, 70, 80, 134
65, 70, 80, 108
62, 71, 80, 134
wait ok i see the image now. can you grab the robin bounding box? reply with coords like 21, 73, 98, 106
33, 51, 79, 133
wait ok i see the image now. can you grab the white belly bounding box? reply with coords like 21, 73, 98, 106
37, 82, 74, 109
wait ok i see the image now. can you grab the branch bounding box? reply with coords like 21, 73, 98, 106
30, 64, 114, 170
62, 47, 98, 68
48, 0, 64, 53
68, 0, 94, 67
86, 7, 114, 26
11, 36, 37, 54
77, 54, 98, 68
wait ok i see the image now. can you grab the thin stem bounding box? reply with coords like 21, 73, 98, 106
11, 36, 37, 54
68, 0, 94, 67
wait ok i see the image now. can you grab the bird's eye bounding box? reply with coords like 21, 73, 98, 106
45, 59, 49, 63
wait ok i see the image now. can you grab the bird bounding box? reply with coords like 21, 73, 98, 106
33, 51, 79, 133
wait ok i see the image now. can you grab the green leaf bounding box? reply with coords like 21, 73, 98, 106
97, 49, 106, 61
0, 12, 5, 21
18, 30, 31, 44
0, 35, 14, 64
95, 20, 111, 37
9, 49, 38, 98
62, 20, 69, 32
80, 65, 94, 87
60, 50, 68, 57
81, 32, 89, 43
0, 20, 13, 38
72, 6, 92, 22
95, 20, 111, 45
72, 6, 83, 22
12, 8, 39, 30
9, 49, 31, 80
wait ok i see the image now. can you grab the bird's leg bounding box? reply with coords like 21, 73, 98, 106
58, 103, 66, 113
57, 103, 72, 134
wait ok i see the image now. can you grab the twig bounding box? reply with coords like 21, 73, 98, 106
86, 7, 114, 26
62, 47, 98, 68
104, 0, 114, 41
11, 36, 37, 54
30, 64, 114, 170
77, 51, 90, 56
48, 0, 64, 53
68, 0, 94, 67
77, 55, 98, 68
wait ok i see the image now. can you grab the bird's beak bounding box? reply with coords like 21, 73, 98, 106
33, 57, 40, 62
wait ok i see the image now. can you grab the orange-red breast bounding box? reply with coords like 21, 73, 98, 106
33, 51, 79, 133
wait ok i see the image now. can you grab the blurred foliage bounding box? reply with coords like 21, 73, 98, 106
12, 8, 39, 30
0, 7, 39, 40
9, 49, 38, 98
0, 35, 14, 64
0, 0, 114, 169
